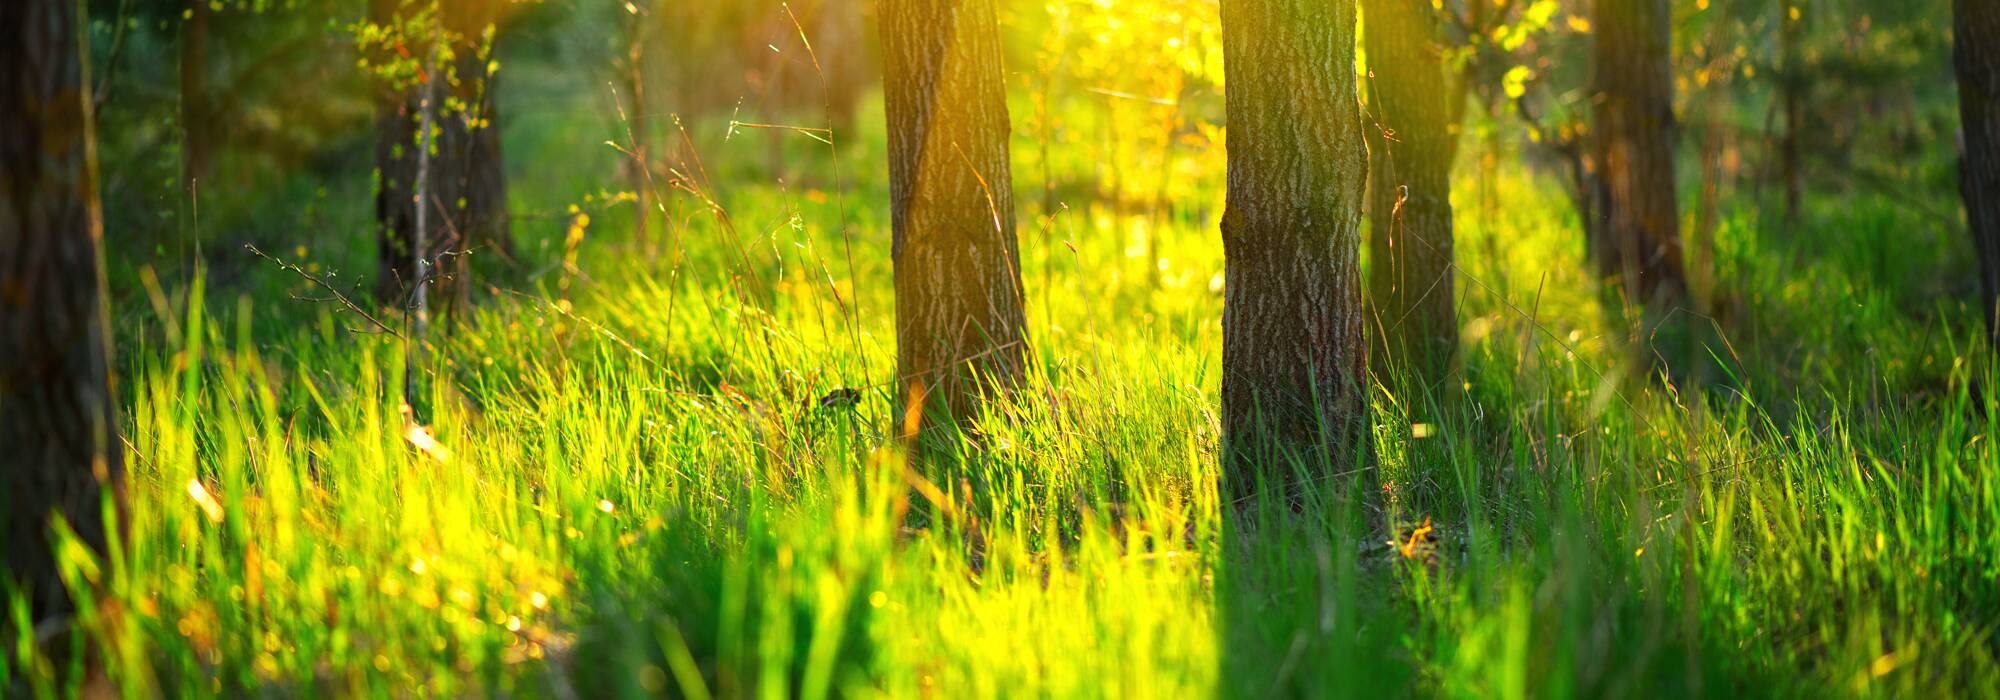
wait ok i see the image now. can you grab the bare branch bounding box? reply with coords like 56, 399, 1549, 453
244, 244, 405, 340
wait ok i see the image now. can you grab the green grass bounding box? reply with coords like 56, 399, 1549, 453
8, 83, 2000, 698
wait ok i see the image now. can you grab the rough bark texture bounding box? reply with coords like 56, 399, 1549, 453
1960, 0, 2000, 345
373, 0, 510, 311
1219, 0, 1371, 498
1588, 0, 1688, 309
880, 0, 1028, 441
0, 0, 122, 619
1362, 0, 1459, 388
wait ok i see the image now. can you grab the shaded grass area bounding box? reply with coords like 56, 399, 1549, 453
8, 82, 2000, 697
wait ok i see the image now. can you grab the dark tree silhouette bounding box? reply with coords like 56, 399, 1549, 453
1586, 0, 1688, 310
1218, 0, 1371, 500
880, 0, 1028, 443
1362, 0, 1460, 388
1958, 0, 2000, 345
372, 0, 510, 314
1, 0, 122, 620
180, 0, 212, 187
1778, 0, 1807, 228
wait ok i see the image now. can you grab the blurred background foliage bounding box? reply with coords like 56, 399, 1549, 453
85, 0, 1969, 307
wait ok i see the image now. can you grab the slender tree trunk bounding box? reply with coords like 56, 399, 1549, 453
814, 0, 867, 134
1218, 0, 1371, 500
1957, 0, 2000, 345
1694, 94, 1724, 315
435, 0, 508, 315
880, 0, 1028, 442
409, 45, 439, 418
626, 0, 651, 249
372, 0, 419, 302
1362, 0, 1459, 388
179, 0, 211, 187
1588, 0, 1688, 309
1778, 0, 1805, 229
374, 0, 509, 312
1, 0, 122, 620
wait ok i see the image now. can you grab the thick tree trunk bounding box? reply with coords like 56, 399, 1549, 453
1958, 0, 2000, 345
1362, 0, 1458, 388
374, 0, 510, 312
880, 0, 1028, 442
1218, 0, 1371, 499
0, 0, 122, 620
1588, 0, 1688, 309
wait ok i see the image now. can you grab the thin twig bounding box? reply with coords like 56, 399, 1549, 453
244, 244, 404, 340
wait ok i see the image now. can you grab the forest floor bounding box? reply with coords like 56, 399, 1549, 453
10, 90, 2000, 697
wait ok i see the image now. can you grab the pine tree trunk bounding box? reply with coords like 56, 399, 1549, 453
1958, 0, 2000, 345
1218, 0, 1371, 499
0, 0, 122, 620
1362, 0, 1459, 388
880, 0, 1028, 442
1588, 0, 1688, 309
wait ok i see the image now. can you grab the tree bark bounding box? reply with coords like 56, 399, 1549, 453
1, 0, 122, 620
880, 0, 1028, 442
1588, 0, 1688, 309
1362, 0, 1459, 389
1958, 0, 2000, 345
1218, 0, 1371, 500
373, 0, 510, 312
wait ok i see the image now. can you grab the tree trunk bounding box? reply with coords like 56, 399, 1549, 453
813, 0, 867, 134
1588, 0, 1688, 310
1362, 0, 1458, 389
1778, 0, 1805, 229
373, 0, 510, 312
1958, 0, 2000, 345
626, 0, 651, 249
372, 0, 418, 302
880, 0, 1028, 443
179, 0, 211, 187
1218, 0, 1371, 500
1, 0, 122, 620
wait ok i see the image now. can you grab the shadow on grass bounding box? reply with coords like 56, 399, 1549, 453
1212, 365, 1790, 698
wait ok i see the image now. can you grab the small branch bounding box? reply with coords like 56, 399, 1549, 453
244, 244, 405, 340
